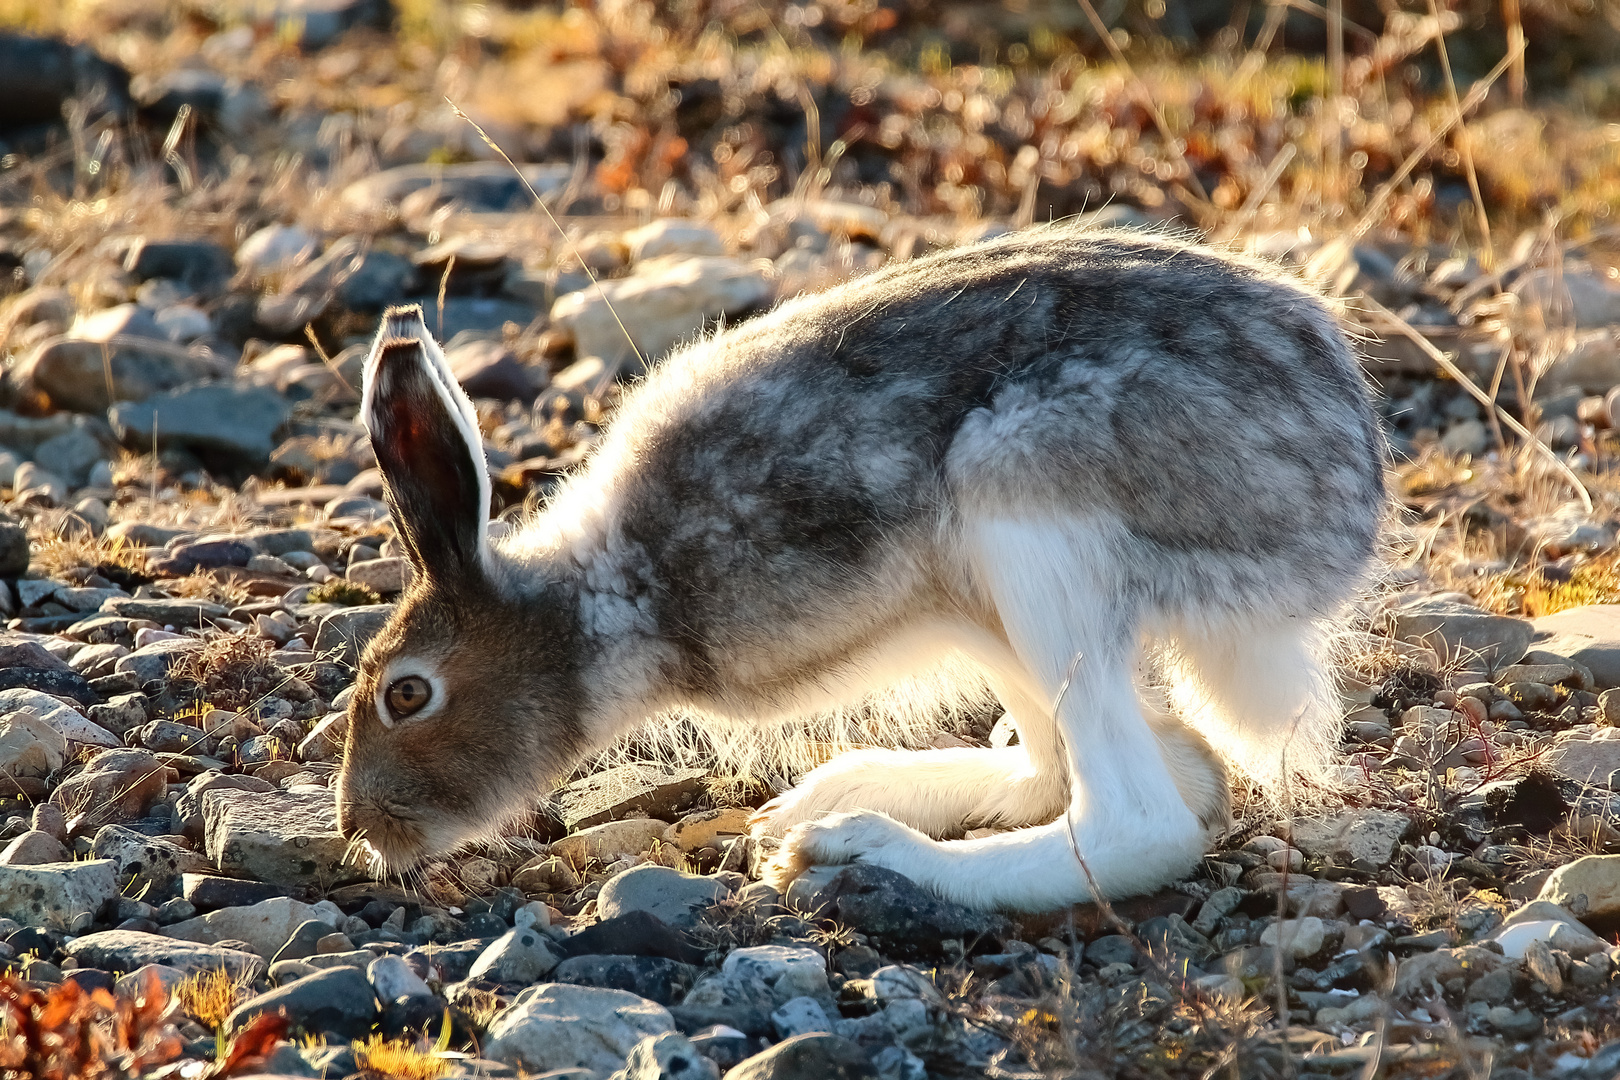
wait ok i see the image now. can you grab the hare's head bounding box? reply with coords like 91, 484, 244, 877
335, 306, 588, 874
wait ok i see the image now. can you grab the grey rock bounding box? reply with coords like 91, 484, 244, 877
16, 335, 223, 413
91, 824, 209, 901
608, 1031, 720, 1080
203, 787, 366, 888
150, 538, 254, 576
368, 953, 433, 1001
272, 919, 333, 964
0, 523, 27, 577
1392, 597, 1533, 672
1532, 605, 1620, 688
551, 255, 774, 369
312, 604, 394, 667
114, 639, 203, 685
31, 425, 104, 486
103, 596, 227, 625
597, 865, 727, 930
0, 859, 117, 927
0, 709, 66, 777
0, 829, 68, 865
225, 964, 378, 1039
236, 224, 319, 278
723, 1033, 876, 1080
163, 895, 327, 957
796, 864, 1009, 958
0, 32, 131, 127
771, 996, 833, 1039
340, 161, 571, 216
88, 695, 151, 739
1084, 935, 1136, 967
53, 748, 166, 827
66, 929, 265, 980
0, 687, 116, 747
484, 983, 675, 1075
555, 762, 709, 830
1289, 810, 1411, 868
552, 954, 700, 1006
110, 381, 293, 461
123, 239, 233, 293
468, 926, 562, 984
446, 338, 545, 401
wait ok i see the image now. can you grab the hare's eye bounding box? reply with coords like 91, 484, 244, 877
385, 676, 432, 720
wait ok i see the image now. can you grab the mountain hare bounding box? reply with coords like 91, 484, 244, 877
335, 224, 1385, 912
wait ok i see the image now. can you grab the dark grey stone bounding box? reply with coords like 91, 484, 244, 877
224, 964, 379, 1039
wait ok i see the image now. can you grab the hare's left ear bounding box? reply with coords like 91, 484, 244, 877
361, 305, 491, 581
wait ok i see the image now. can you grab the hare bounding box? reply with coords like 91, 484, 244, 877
335, 224, 1386, 912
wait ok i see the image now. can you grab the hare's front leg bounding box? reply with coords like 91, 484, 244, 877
749, 687, 1069, 841
763, 518, 1224, 911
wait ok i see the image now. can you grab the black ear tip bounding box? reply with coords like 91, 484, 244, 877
380, 305, 428, 345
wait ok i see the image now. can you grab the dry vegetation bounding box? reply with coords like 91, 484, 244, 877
4, 1, 1620, 1078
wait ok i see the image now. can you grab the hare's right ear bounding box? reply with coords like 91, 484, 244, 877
361, 305, 491, 581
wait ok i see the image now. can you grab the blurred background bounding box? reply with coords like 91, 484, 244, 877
5, 1, 1620, 612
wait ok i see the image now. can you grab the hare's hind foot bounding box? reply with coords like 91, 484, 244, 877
748, 744, 1068, 843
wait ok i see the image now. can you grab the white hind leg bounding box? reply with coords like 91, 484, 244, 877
764, 516, 1225, 911
1165, 616, 1339, 785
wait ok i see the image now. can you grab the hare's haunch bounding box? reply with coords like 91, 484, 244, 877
335, 224, 1385, 912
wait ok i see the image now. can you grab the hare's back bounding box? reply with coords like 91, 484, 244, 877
600, 228, 1383, 616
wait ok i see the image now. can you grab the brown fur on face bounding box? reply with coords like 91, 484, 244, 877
334, 574, 589, 874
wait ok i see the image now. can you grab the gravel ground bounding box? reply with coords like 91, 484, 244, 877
5, 4, 1620, 1080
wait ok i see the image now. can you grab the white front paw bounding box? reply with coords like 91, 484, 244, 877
760, 809, 921, 892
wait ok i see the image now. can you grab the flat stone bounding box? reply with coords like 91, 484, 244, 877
0, 859, 117, 926
0, 689, 117, 747
103, 597, 227, 625
1289, 810, 1411, 868
722, 946, 831, 1005
551, 255, 774, 370
345, 557, 411, 595
202, 788, 367, 888
597, 865, 727, 930
1543, 731, 1620, 786
15, 335, 223, 413
340, 161, 570, 216
1393, 598, 1532, 673
484, 984, 675, 1075
552, 819, 672, 866
162, 896, 326, 958
797, 864, 1010, 958
663, 808, 752, 853
0, 710, 66, 777
554, 763, 709, 830
66, 929, 265, 981
183, 873, 296, 911
311, 604, 394, 667
1532, 605, 1620, 688
110, 382, 294, 462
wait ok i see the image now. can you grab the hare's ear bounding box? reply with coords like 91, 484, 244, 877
361, 305, 490, 580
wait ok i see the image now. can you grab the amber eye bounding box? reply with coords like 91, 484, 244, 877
384, 676, 432, 720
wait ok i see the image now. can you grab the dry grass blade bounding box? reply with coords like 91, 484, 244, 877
1345, 39, 1524, 247
1073, 0, 1210, 208
1426, 0, 1494, 269
446, 98, 647, 374
1361, 293, 1592, 512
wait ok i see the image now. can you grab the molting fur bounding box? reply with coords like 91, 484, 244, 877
336, 224, 1386, 911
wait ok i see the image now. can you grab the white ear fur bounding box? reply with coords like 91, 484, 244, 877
361, 305, 493, 573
